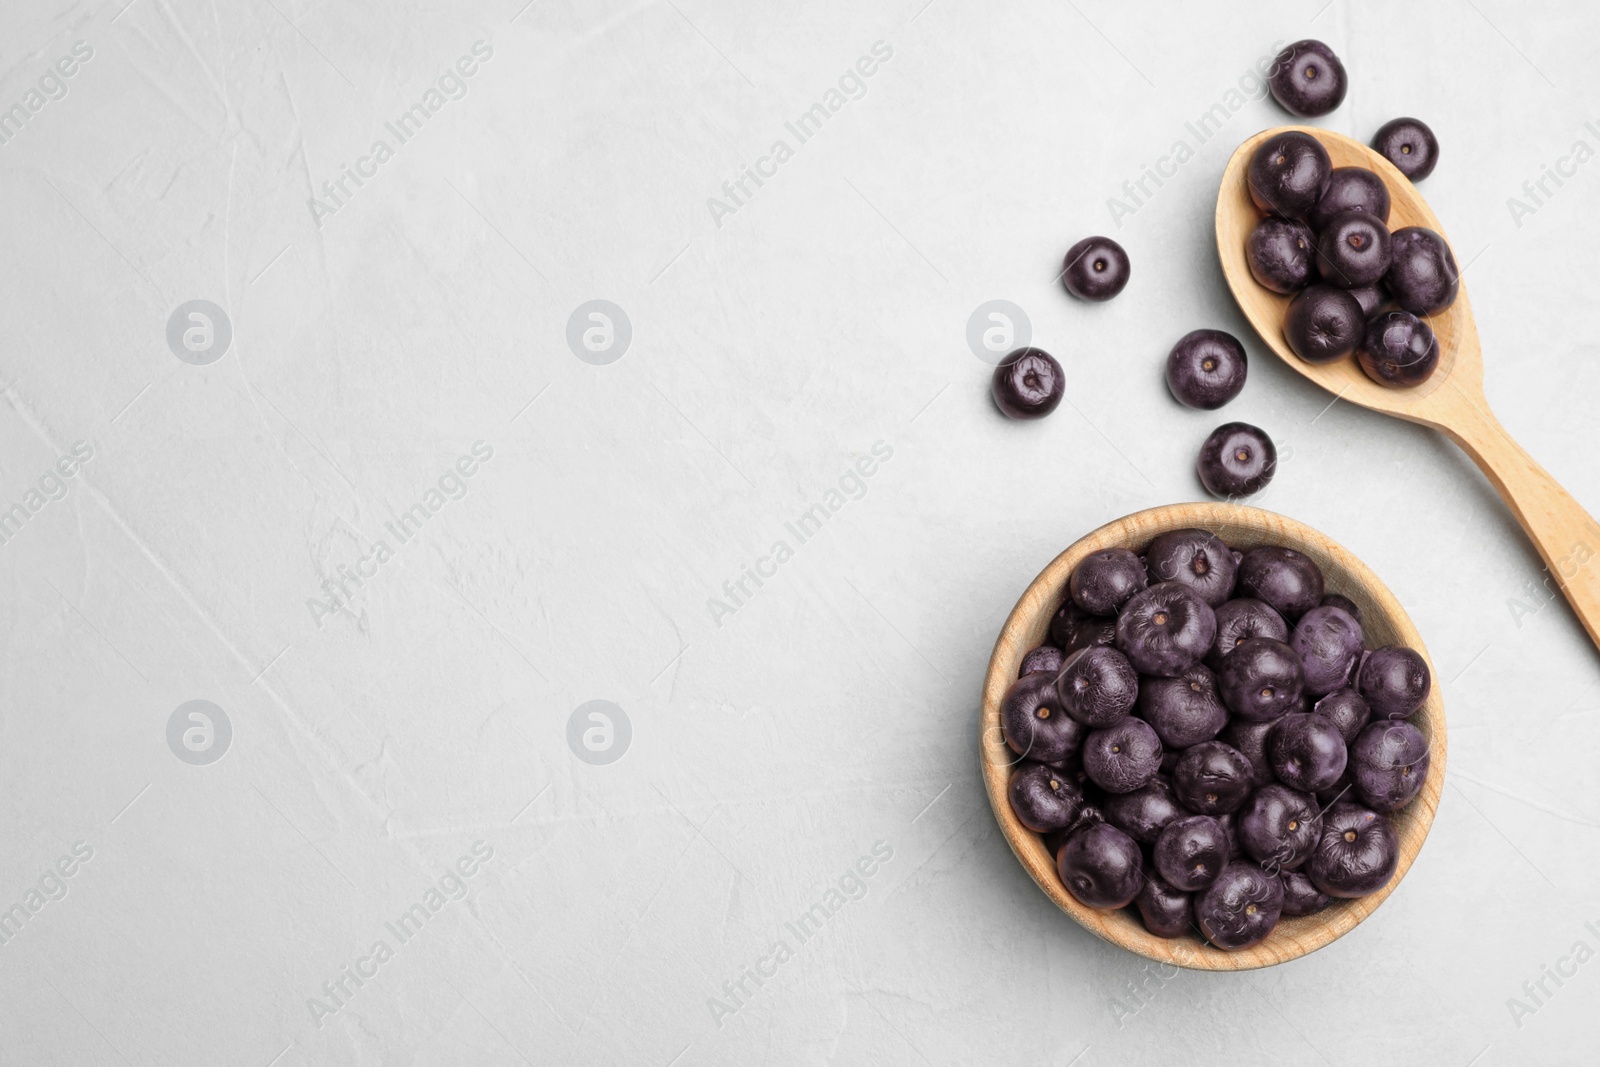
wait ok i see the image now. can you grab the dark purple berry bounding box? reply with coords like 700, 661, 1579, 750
1062, 236, 1130, 302
1290, 605, 1364, 695
1284, 284, 1364, 364
1050, 601, 1116, 656
1155, 814, 1230, 891
1019, 645, 1065, 677
1372, 117, 1439, 181
1246, 217, 1317, 293
1238, 783, 1322, 870
1313, 687, 1372, 743
1268, 40, 1348, 118
1009, 760, 1093, 833
1136, 874, 1194, 938
1236, 546, 1325, 622
1144, 529, 1238, 607
992, 347, 1064, 419
1102, 776, 1184, 843
1358, 311, 1439, 388
1197, 422, 1277, 498
1308, 167, 1391, 231
1196, 862, 1284, 950
1220, 717, 1278, 790
1218, 637, 1305, 722
1000, 671, 1086, 764
1308, 802, 1398, 897
1070, 547, 1149, 616
1136, 664, 1228, 748
1172, 741, 1254, 815
1208, 598, 1289, 669
1082, 718, 1163, 795
1357, 645, 1431, 719
1247, 131, 1331, 220
1320, 593, 1362, 623
1349, 720, 1430, 813
1166, 329, 1249, 409
1347, 282, 1387, 318
1386, 227, 1458, 315
1055, 646, 1140, 727
1058, 822, 1143, 908
1316, 210, 1393, 289
1115, 581, 1218, 678
1279, 869, 1332, 917
1267, 712, 1349, 793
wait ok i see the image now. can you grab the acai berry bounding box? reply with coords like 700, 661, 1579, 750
1197, 422, 1277, 499
1284, 284, 1365, 364
1173, 741, 1255, 815
1358, 310, 1439, 388
1018, 645, 1065, 677
1236, 546, 1325, 622
1247, 131, 1332, 221
1196, 862, 1284, 950
1001, 671, 1086, 764
1290, 605, 1365, 695
1155, 814, 1230, 891
1245, 217, 1317, 293
1358, 645, 1431, 719
1313, 687, 1372, 743
992, 347, 1064, 419
1268, 40, 1348, 118
1051, 602, 1116, 656
1372, 117, 1439, 181
1267, 712, 1349, 793
1209, 598, 1289, 668
1116, 582, 1219, 677
1218, 637, 1306, 722
1070, 547, 1149, 616
1102, 776, 1184, 843
1279, 869, 1332, 917
1316, 210, 1393, 289
1144, 528, 1238, 607
1308, 802, 1399, 897
1320, 593, 1362, 623
1083, 717, 1164, 794
1137, 664, 1228, 748
1166, 329, 1249, 409
1386, 227, 1459, 315
1062, 236, 1130, 302
1137, 874, 1194, 938
1347, 282, 1388, 318
1009, 761, 1093, 833
1220, 717, 1279, 790
1056, 646, 1141, 727
1309, 167, 1391, 231
1350, 720, 1430, 813
1238, 783, 1322, 870
1058, 821, 1144, 908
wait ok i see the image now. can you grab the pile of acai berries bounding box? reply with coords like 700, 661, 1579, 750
1002, 529, 1432, 951
1245, 127, 1457, 388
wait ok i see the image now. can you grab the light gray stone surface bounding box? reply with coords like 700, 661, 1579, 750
2, 0, 1598, 1063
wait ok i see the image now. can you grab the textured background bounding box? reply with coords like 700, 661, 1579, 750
2, 0, 1599, 1064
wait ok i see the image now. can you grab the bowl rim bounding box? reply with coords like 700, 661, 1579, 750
978, 502, 1447, 971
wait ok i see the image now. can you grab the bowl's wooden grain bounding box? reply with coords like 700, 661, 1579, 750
978, 503, 1446, 971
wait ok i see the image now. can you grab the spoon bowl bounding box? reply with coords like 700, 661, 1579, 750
1217, 126, 1600, 652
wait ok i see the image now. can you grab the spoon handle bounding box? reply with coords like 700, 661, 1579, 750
1444, 407, 1600, 650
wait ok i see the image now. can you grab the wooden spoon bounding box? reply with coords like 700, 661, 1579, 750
1217, 125, 1600, 649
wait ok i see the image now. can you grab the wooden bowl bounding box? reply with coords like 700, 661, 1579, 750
978, 503, 1446, 970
